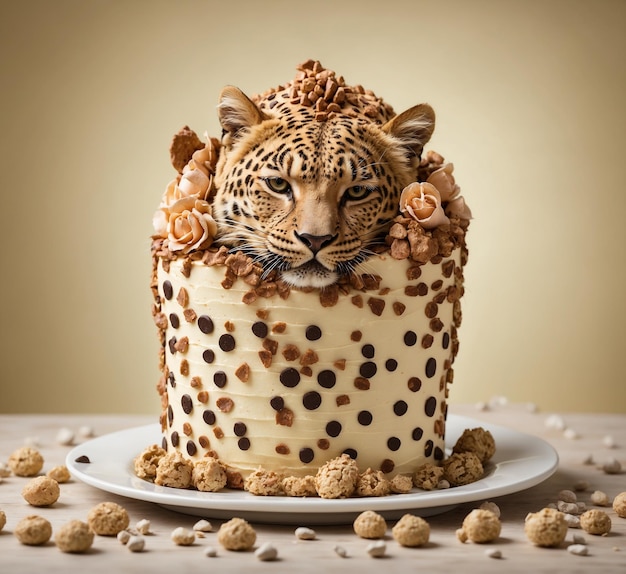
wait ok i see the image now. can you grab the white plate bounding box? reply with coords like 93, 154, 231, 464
66, 414, 558, 525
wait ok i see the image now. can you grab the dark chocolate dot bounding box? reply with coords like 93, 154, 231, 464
434, 446, 445, 460
163, 280, 173, 300
181, 394, 193, 414
234, 422, 247, 436
167, 404, 174, 425
361, 344, 375, 358
168, 337, 177, 354
317, 370, 336, 389
305, 325, 322, 341
238, 437, 251, 451
74, 455, 90, 463
408, 377, 422, 392
385, 359, 398, 372
198, 315, 214, 334
412, 427, 424, 441
270, 396, 284, 411
380, 459, 395, 474
393, 400, 408, 416
251, 321, 268, 338
169, 313, 180, 329
387, 437, 401, 451
424, 439, 434, 457
359, 361, 377, 379
168, 372, 176, 388
442, 332, 450, 349
357, 410, 373, 426
219, 334, 236, 352
171, 431, 179, 447
303, 391, 322, 410
425, 357, 437, 378
202, 410, 216, 425
425, 396, 437, 417
161, 437, 167, 451
213, 371, 227, 388
404, 331, 417, 346
186, 440, 197, 456
326, 420, 342, 437
202, 349, 215, 364
299, 447, 315, 463
343, 448, 358, 460
280, 367, 300, 388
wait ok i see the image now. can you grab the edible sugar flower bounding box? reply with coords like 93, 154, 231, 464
399, 182, 450, 229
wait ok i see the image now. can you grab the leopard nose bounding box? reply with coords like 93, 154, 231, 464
295, 232, 337, 254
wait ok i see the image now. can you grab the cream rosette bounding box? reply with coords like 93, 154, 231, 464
426, 163, 460, 202
426, 162, 472, 221
158, 197, 217, 253
153, 138, 218, 239
399, 182, 450, 229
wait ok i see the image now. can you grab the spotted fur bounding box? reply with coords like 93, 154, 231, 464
212, 74, 435, 288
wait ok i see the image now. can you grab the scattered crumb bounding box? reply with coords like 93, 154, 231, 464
353, 510, 387, 539
217, 517, 256, 551
8, 447, 44, 477
580, 509, 611, 535
21, 476, 60, 507
55, 520, 94, 553
392, 513, 430, 547
524, 508, 568, 547
14, 515, 52, 546
87, 501, 130, 536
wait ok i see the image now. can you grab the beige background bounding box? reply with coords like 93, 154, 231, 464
1, 0, 624, 414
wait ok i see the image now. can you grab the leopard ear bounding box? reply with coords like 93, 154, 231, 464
382, 103, 436, 159
217, 86, 267, 139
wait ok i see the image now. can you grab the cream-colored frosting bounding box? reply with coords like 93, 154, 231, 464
157, 249, 461, 478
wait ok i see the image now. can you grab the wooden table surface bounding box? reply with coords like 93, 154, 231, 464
1, 404, 624, 573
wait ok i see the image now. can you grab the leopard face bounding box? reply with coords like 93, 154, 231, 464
212, 86, 435, 288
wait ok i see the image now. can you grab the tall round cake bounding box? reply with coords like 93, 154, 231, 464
150, 60, 470, 487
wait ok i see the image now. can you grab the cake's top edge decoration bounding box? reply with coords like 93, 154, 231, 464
152, 60, 471, 291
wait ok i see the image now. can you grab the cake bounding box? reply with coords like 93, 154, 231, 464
150, 60, 471, 488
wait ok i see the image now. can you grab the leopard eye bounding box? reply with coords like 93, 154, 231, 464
264, 177, 292, 195
344, 185, 374, 202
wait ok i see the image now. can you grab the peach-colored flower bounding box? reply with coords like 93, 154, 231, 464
163, 197, 217, 253
426, 163, 460, 202
400, 182, 450, 229
445, 196, 472, 220
178, 167, 211, 199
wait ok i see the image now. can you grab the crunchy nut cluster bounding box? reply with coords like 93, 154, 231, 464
524, 508, 568, 547
14, 515, 52, 546
392, 514, 430, 547
21, 476, 60, 507
192, 457, 227, 492
87, 502, 130, 536
314, 454, 360, 499
413, 463, 444, 490
282, 475, 317, 497
0, 509, 6, 531
356, 469, 391, 497
244, 468, 284, 496
253, 59, 395, 124
442, 452, 484, 486
154, 451, 194, 488
8, 446, 44, 477
134, 444, 167, 481
353, 510, 387, 539
456, 509, 501, 543
452, 427, 496, 463
217, 517, 257, 551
